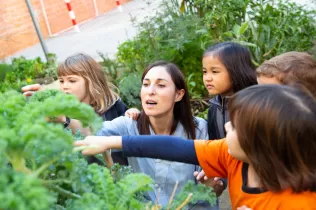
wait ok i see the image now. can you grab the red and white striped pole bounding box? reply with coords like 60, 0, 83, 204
65, 0, 80, 32
116, 0, 123, 12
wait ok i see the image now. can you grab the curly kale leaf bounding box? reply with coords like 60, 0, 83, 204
18, 90, 102, 132
0, 170, 56, 210
28, 89, 60, 102
170, 180, 217, 209
65, 193, 106, 210
0, 91, 26, 128
115, 173, 153, 209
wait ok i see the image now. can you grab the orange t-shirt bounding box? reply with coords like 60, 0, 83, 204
194, 139, 316, 210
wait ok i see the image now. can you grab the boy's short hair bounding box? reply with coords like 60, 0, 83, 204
256, 51, 316, 98
229, 85, 316, 193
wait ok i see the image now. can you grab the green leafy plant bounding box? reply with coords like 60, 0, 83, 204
118, 72, 142, 109
0, 55, 58, 92
0, 63, 12, 82
0, 89, 216, 209
98, 52, 122, 85
180, 0, 316, 64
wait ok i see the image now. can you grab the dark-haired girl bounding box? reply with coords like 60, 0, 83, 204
201, 42, 258, 195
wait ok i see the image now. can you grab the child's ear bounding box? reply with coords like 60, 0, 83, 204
175, 89, 185, 102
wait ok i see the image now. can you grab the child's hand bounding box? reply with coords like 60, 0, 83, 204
74, 136, 122, 155
193, 170, 225, 197
74, 136, 111, 155
125, 108, 140, 120
237, 206, 252, 210
21, 84, 42, 96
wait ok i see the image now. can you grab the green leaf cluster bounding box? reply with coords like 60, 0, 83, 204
0, 54, 58, 92
0, 89, 216, 209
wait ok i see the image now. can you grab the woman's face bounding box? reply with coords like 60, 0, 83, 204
58, 75, 90, 104
225, 121, 248, 162
203, 55, 233, 96
141, 66, 184, 118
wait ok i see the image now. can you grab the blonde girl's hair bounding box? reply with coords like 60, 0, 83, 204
57, 53, 119, 114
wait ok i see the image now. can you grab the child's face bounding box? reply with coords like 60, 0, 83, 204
140, 66, 184, 118
58, 75, 90, 104
202, 56, 233, 96
225, 121, 248, 162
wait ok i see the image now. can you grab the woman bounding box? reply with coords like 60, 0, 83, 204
95, 61, 213, 209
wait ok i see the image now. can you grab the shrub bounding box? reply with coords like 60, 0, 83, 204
117, 0, 316, 103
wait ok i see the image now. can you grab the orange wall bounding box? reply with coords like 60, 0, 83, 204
0, 0, 130, 59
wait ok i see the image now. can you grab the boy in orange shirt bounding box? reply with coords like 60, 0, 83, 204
75, 84, 316, 209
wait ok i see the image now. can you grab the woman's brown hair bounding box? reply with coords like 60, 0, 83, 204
256, 51, 316, 98
57, 53, 119, 114
229, 84, 316, 192
137, 61, 197, 139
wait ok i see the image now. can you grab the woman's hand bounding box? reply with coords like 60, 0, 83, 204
74, 136, 122, 155
193, 170, 225, 197
125, 108, 141, 120
21, 84, 42, 96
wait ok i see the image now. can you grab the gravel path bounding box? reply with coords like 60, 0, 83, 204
219, 190, 231, 210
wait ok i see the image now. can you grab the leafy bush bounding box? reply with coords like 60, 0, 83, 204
0, 63, 12, 82
180, 0, 316, 64
117, 8, 209, 99
0, 89, 216, 209
117, 0, 315, 103
0, 55, 58, 92
118, 72, 142, 108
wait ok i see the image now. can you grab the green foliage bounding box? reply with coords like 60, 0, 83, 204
170, 181, 216, 209
98, 52, 122, 84
180, 0, 316, 64
234, 0, 316, 63
117, 0, 315, 106
0, 55, 57, 92
0, 170, 56, 210
0, 63, 12, 82
118, 72, 142, 109
110, 163, 134, 182
7, 56, 45, 82
0, 89, 215, 209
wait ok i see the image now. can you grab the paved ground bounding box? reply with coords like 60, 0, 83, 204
219, 190, 231, 210
5, 0, 164, 62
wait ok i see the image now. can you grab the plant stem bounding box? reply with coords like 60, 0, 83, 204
42, 179, 71, 185
32, 157, 59, 177
7, 154, 31, 174
175, 193, 193, 210
45, 184, 81, 199
167, 181, 179, 210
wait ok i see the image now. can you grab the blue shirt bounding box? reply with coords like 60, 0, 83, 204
97, 116, 213, 208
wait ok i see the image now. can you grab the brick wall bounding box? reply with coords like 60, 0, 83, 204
0, 0, 129, 59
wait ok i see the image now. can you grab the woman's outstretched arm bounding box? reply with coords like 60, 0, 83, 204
74, 135, 199, 165
122, 135, 198, 165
